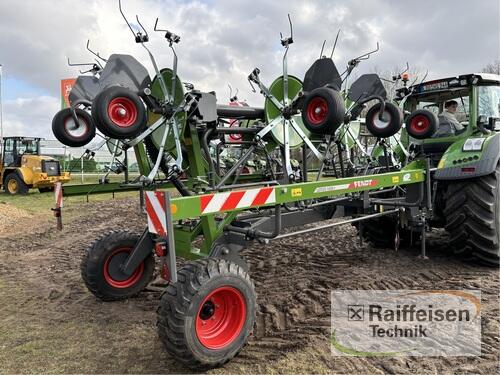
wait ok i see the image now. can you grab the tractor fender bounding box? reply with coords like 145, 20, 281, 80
434, 132, 500, 180
3, 168, 32, 186
14, 167, 34, 185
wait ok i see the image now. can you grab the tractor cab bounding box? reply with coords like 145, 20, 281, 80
1, 137, 41, 168
396, 74, 500, 162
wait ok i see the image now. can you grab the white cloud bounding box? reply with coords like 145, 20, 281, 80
0, 0, 498, 139
2, 96, 60, 138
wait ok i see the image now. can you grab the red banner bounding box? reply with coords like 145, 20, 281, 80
60, 78, 76, 108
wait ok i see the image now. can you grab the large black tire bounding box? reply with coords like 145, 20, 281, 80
365, 102, 402, 138
355, 215, 414, 249
4, 173, 29, 195
301, 86, 345, 134
52, 108, 96, 147
406, 109, 438, 139
443, 164, 500, 266
157, 258, 256, 370
92, 86, 147, 139
81, 230, 155, 301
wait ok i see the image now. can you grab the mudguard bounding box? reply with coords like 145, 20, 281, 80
434, 132, 500, 180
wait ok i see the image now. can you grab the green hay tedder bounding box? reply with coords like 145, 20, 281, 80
51, 1, 500, 369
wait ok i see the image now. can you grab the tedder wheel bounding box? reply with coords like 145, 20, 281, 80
354, 215, 414, 249
301, 86, 345, 135
52, 108, 96, 147
157, 258, 256, 370
4, 173, 29, 195
81, 230, 155, 301
365, 102, 402, 138
405, 109, 438, 139
443, 163, 500, 266
92, 86, 147, 139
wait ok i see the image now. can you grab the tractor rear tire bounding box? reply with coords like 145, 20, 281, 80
443, 164, 500, 266
81, 230, 155, 301
4, 173, 29, 195
157, 258, 256, 370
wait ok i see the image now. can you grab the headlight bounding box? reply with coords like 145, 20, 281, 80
463, 138, 485, 152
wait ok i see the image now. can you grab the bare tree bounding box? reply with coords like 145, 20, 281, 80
481, 60, 500, 75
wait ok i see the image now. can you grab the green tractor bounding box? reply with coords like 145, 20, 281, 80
361, 73, 500, 266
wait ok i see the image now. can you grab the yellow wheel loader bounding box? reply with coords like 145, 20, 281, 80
0, 137, 70, 195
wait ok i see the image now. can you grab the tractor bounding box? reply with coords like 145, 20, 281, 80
358, 73, 500, 266
0, 137, 70, 194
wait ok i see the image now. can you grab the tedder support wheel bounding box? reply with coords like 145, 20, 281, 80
157, 258, 256, 370
81, 230, 155, 301
4, 173, 29, 195
365, 102, 402, 138
354, 215, 414, 249
52, 108, 96, 147
443, 163, 500, 266
301, 86, 345, 135
92, 86, 147, 139
405, 109, 438, 139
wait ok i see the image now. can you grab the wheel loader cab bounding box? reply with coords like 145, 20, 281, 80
1, 137, 41, 168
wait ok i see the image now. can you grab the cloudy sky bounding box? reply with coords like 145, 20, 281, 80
0, 0, 498, 139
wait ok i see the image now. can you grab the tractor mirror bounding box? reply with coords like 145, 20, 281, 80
348, 74, 387, 103
488, 117, 500, 131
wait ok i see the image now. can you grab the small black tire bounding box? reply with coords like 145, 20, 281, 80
406, 109, 439, 139
92, 86, 147, 139
301, 86, 345, 134
81, 230, 155, 301
52, 108, 96, 147
157, 258, 256, 370
443, 163, 500, 266
4, 173, 29, 195
365, 102, 402, 138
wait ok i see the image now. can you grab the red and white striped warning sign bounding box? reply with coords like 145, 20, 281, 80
145, 191, 167, 236
54, 182, 63, 208
200, 187, 276, 214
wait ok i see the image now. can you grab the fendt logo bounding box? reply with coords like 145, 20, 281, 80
352, 180, 377, 188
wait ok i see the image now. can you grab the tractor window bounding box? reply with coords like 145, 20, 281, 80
416, 101, 440, 116
3, 139, 14, 166
17, 140, 39, 155
478, 86, 500, 118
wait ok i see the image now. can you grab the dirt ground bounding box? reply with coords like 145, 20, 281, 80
0, 194, 498, 374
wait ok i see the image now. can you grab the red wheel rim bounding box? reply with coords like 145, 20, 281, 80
229, 120, 242, 141
107, 97, 138, 128
409, 114, 430, 136
195, 286, 246, 349
306, 97, 329, 125
103, 247, 144, 288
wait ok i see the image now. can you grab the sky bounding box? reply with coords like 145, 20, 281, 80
0, 0, 499, 139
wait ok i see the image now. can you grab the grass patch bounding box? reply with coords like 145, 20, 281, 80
0, 190, 139, 215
